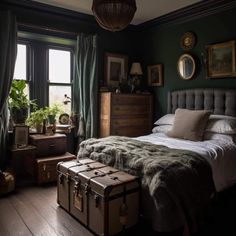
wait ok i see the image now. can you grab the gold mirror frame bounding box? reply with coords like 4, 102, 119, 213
177, 54, 196, 80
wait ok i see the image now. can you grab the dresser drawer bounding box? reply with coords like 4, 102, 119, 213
112, 105, 150, 116
30, 134, 66, 157
112, 94, 150, 106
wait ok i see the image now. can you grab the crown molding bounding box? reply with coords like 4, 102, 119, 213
0, 0, 96, 25
1, 0, 236, 33
137, 0, 236, 31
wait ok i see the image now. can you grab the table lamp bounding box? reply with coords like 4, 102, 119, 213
130, 62, 143, 92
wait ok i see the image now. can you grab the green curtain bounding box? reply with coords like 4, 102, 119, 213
0, 11, 17, 169
73, 33, 98, 142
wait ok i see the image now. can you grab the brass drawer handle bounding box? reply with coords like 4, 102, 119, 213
49, 144, 55, 147
43, 164, 47, 171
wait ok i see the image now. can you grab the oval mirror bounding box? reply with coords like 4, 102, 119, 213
177, 54, 195, 80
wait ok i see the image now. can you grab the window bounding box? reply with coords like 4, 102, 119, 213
13, 34, 75, 115
14, 44, 27, 80
13, 43, 29, 97
48, 48, 72, 114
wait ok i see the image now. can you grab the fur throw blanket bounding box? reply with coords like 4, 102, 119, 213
77, 136, 215, 232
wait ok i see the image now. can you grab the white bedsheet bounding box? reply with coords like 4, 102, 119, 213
135, 133, 236, 192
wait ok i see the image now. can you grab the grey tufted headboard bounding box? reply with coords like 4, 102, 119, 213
167, 88, 236, 117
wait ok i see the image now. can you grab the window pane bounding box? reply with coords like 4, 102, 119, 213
49, 85, 71, 114
49, 49, 71, 83
14, 44, 26, 80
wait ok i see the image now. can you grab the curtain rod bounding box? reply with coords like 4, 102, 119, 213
18, 22, 78, 37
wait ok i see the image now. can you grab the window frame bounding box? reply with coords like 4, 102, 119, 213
14, 41, 32, 99
15, 35, 75, 110
46, 45, 74, 111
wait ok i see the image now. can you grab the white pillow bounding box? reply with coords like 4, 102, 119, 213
152, 125, 172, 133
154, 114, 175, 125
206, 115, 236, 134
204, 132, 236, 143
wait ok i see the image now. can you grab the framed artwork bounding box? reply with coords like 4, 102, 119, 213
14, 125, 29, 147
180, 32, 196, 51
148, 64, 163, 86
206, 40, 236, 78
105, 52, 128, 88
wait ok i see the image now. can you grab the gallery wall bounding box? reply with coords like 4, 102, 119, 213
139, 6, 236, 119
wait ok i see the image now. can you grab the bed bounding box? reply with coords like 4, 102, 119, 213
77, 88, 236, 234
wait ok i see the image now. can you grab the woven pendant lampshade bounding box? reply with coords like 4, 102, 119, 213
92, 0, 137, 32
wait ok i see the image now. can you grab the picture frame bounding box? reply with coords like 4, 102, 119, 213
105, 52, 128, 88
206, 40, 236, 78
14, 125, 29, 147
147, 64, 163, 86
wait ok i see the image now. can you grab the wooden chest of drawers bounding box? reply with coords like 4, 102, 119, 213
30, 134, 66, 157
36, 152, 76, 184
99, 92, 153, 137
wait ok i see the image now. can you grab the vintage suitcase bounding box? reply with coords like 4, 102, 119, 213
57, 159, 106, 214
75, 169, 140, 235
30, 134, 67, 157
57, 159, 140, 236
0, 171, 15, 196
36, 152, 75, 184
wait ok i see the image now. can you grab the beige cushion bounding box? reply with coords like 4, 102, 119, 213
167, 109, 211, 141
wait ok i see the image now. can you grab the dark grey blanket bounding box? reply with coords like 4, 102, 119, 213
77, 136, 215, 232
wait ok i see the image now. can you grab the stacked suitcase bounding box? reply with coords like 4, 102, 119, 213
57, 158, 140, 236
30, 134, 76, 184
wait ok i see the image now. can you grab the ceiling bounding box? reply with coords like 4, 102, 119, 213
32, 0, 202, 25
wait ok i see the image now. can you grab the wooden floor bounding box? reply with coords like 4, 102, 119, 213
0, 185, 94, 236
1, 184, 236, 236
0, 184, 162, 236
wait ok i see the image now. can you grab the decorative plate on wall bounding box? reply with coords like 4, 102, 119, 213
180, 32, 196, 51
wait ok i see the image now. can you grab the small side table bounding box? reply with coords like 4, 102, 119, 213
10, 145, 36, 184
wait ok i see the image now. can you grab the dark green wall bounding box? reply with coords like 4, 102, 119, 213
3, 0, 236, 121
139, 6, 236, 120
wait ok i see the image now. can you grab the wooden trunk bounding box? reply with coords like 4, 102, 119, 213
57, 159, 140, 236
36, 152, 75, 184
30, 134, 67, 157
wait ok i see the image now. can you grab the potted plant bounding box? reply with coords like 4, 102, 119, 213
45, 103, 62, 124
26, 108, 47, 133
8, 80, 36, 124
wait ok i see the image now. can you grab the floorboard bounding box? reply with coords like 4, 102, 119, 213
9, 193, 57, 236
21, 186, 93, 236
1, 184, 236, 236
0, 196, 32, 236
0, 185, 96, 236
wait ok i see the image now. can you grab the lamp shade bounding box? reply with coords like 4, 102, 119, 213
92, 0, 137, 32
130, 62, 143, 75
